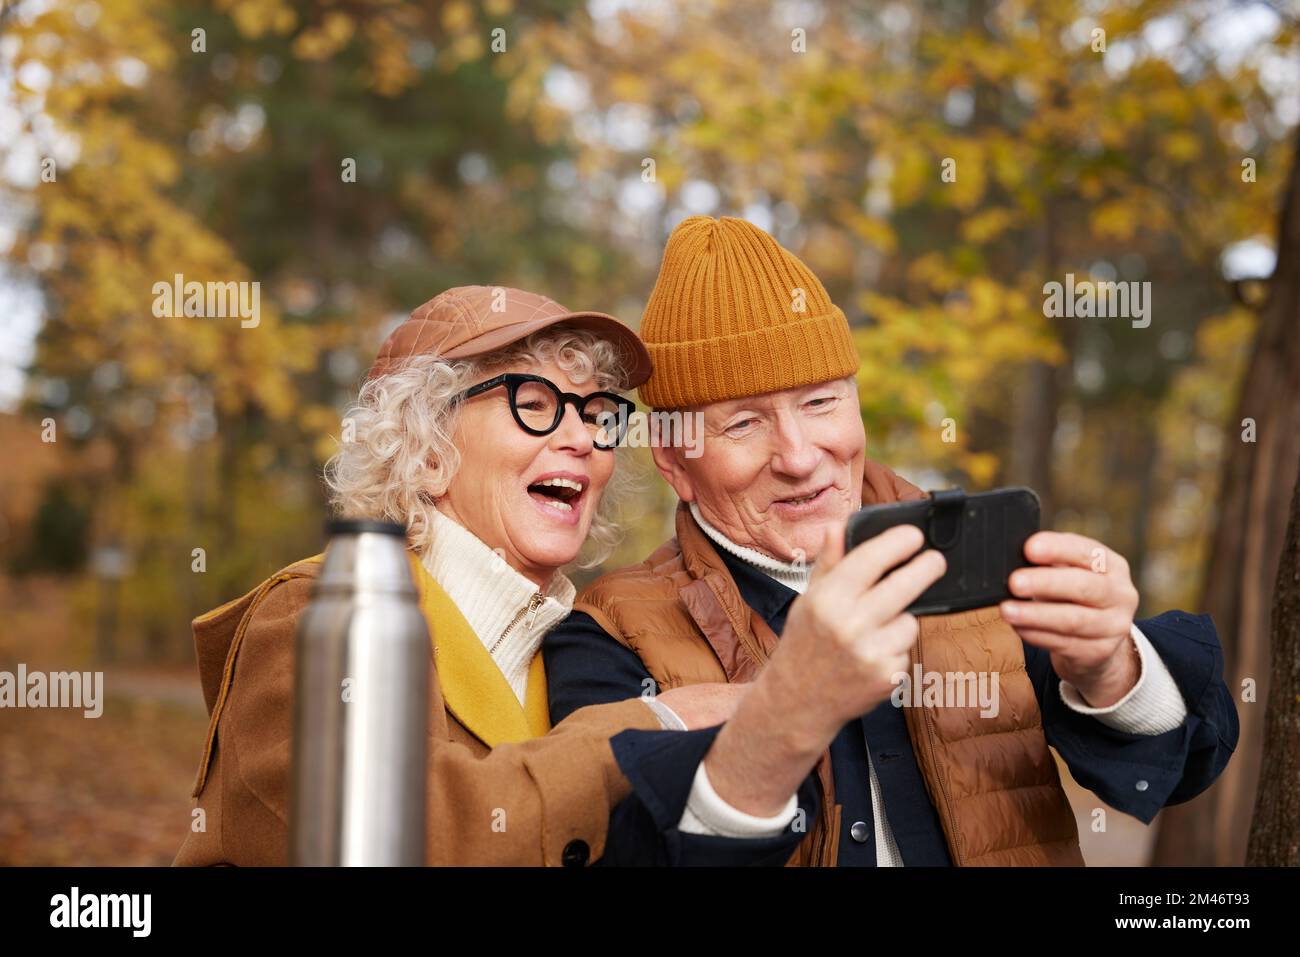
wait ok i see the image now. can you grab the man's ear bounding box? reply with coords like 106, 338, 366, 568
650, 440, 696, 503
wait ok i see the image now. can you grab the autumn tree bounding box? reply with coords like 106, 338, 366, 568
1154, 127, 1300, 866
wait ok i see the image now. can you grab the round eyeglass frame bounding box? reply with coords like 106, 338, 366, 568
449, 372, 637, 450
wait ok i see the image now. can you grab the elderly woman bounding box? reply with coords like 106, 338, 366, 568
175, 285, 861, 867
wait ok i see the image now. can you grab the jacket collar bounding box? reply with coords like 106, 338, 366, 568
713, 545, 799, 629
674, 457, 926, 681
404, 549, 551, 746
675, 505, 770, 682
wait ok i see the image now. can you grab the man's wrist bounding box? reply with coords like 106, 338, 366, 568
1070, 628, 1142, 708
1060, 623, 1188, 734
703, 672, 826, 817
679, 760, 798, 837
750, 651, 841, 755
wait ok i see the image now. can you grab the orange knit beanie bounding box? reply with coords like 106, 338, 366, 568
637, 216, 859, 408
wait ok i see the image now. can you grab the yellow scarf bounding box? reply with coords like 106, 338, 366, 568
404, 550, 552, 746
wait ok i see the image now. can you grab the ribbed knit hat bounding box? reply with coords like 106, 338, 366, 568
638, 216, 859, 408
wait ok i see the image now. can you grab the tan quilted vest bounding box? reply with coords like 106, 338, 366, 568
575, 461, 1084, 867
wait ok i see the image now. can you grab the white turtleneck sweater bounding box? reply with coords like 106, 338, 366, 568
421, 506, 576, 702
684, 501, 1191, 864
420, 505, 800, 841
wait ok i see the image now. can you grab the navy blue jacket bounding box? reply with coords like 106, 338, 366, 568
603, 724, 819, 865
547, 543, 1239, 866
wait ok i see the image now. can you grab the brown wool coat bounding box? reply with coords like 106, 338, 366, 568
173, 550, 661, 867
575, 460, 1085, 867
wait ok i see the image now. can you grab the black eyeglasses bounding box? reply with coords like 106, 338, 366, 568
449, 373, 636, 450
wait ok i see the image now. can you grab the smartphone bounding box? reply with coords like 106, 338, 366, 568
844, 486, 1040, 616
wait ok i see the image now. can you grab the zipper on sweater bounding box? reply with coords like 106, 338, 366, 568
488, 592, 545, 656
914, 633, 966, 865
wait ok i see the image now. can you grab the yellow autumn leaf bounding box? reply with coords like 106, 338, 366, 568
1162, 130, 1201, 163
961, 207, 1015, 244
1090, 200, 1140, 240
442, 1, 475, 33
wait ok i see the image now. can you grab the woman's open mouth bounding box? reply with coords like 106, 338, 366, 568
525, 474, 588, 522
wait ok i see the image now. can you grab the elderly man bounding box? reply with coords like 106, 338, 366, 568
544, 215, 1238, 866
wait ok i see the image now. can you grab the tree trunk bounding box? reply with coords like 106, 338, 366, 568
1009, 196, 1068, 524
1245, 453, 1300, 865
1150, 131, 1300, 865
1009, 360, 1059, 522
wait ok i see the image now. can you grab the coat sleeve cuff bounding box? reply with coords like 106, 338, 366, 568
678, 761, 799, 838
1041, 611, 1238, 824
527, 698, 665, 864
602, 726, 817, 865
1059, 623, 1189, 735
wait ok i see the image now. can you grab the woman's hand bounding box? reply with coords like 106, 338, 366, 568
655, 682, 750, 729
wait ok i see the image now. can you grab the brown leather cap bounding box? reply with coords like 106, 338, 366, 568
366, 285, 652, 387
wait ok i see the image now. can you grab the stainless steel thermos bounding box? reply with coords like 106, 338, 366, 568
289, 519, 430, 865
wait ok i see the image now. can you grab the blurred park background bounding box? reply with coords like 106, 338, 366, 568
1, 0, 1298, 866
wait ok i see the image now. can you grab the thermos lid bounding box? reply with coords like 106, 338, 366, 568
325, 519, 408, 537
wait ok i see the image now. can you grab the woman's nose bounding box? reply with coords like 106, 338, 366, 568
551, 402, 595, 453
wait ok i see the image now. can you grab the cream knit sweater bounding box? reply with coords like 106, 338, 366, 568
420, 505, 575, 704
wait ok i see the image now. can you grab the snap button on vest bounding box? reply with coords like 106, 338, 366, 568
561, 839, 590, 867
1136, 780, 1149, 791
850, 821, 870, 843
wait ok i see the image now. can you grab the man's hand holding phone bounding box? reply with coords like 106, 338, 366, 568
701, 522, 945, 817
840, 487, 1143, 709
1000, 531, 1142, 709
774, 524, 947, 736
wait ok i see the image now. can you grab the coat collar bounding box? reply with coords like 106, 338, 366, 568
673, 457, 927, 681
713, 545, 799, 628
408, 549, 551, 746
188, 546, 551, 800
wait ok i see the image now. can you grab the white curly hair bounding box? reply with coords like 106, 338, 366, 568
323, 326, 638, 569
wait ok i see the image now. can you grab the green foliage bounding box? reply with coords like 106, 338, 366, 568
11, 481, 90, 576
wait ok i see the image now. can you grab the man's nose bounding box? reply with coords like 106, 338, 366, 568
770, 415, 820, 477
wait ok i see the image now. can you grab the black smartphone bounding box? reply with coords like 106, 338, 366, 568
844, 486, 1040, 616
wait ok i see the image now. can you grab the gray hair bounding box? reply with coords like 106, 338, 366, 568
323, 327, 637, 568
